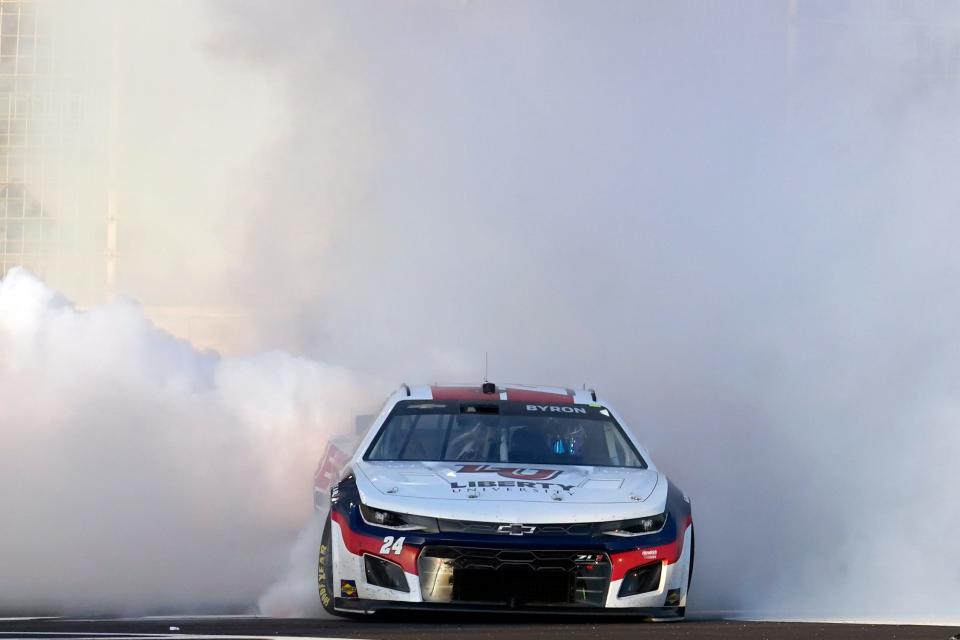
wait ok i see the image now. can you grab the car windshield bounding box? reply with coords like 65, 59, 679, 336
365, 401, 646, 468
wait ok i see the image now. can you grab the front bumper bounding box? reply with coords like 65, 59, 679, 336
328, 509, 693, 613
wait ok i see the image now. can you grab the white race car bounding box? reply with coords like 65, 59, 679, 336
315, 383, 694, 619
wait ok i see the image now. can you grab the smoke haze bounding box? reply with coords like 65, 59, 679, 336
0, 268, 368, 614
1, 0, 959, 623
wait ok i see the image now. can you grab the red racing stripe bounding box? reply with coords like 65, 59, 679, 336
608, 517, 692, 581
331, 510, 420, 575
430, 385, 576, 404
431, 386, 499, 401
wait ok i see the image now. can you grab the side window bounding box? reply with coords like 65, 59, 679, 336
603, 423, 624, 466
603, 422, 644, 467
367, 415, 413, 459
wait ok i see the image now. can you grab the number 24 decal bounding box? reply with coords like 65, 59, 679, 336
379, 536, 405, 555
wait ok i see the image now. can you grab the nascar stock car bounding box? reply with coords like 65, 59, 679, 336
313, 383, 694, 619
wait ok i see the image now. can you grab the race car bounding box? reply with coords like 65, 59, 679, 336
316, 382, 693, 619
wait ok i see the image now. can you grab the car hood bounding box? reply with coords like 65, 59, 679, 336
353, 460, 665, 523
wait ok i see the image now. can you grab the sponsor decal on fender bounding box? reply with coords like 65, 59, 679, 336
340, 579, 358, 598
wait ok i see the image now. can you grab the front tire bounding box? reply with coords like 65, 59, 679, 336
318, 513, 336, 615
656, 525, 694, 622
676, 525, 695, 620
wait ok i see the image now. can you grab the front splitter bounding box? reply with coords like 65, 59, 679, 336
334, 598, 684, 619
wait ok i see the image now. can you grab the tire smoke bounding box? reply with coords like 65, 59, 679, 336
256, 512, 328, 618
0, 269, 371, 615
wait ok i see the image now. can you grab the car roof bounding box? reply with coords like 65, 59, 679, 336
350, 382, 654, 474
400, 383, 599, 405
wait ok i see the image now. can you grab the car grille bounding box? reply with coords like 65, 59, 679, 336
437, 519, 592, 536
418, 546, 610, 606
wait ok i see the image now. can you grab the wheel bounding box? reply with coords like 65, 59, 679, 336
317, 513, 336, 615
657, 525, 694, 622
677, 525, 694, 620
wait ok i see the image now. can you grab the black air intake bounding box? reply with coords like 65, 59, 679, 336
617, 562, 662, 597
364, 554, 410, 592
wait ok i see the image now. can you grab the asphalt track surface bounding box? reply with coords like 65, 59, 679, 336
1, 616, 958, 640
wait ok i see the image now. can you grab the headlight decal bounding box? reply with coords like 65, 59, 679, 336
359, 503, 440, 533
597, 512, 667, 537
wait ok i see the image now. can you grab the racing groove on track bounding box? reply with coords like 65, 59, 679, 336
0, 617, 958, 640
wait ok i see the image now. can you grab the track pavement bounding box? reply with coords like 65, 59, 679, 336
1, 616, 957, 640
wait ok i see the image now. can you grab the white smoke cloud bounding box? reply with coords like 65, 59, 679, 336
3, 0, 960, 624
209, 1, 960, 623
0, 268, 373, 614
256, 512, 327, 618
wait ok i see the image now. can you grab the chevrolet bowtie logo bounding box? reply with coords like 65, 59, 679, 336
497, 523, 537, 536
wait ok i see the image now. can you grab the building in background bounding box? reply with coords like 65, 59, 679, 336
0, 0, 252, 350
0, 0, 112, 303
